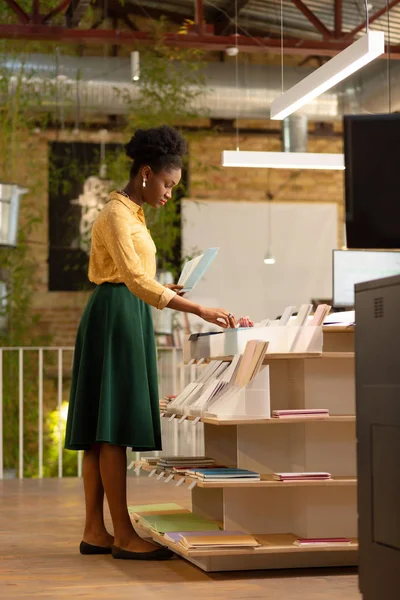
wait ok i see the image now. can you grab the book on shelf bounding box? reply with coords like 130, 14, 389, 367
138, 512, 221, 535
172, 465, 226, 474
309, 304, 331, 326
166, 360, 230, 415
128, 503, 189, 520
273, 472, 332, 481
234, 340, 269, 387
272, 409, 329, 419
293, 537, 352, 547
164, 531, 260, 549
159, 395, 176, 411
187, 468, 261, 481
178, 247, 219, 293
157, 456, 215, 468
139, 457, 160, 466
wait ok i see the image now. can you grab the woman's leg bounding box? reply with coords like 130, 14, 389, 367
82, 443, 114, 547
99, 443, 160, 552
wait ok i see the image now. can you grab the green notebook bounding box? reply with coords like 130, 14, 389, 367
128, 503, 185, 515
139, 512, 221, 534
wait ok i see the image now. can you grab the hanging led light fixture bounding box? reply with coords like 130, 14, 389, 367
264, 201, 276, 266
264, 253, 276, 265
222, 150, 345, 170
221, 0, 346, 170
131, 51, 140, 82
271, 31, 385, 120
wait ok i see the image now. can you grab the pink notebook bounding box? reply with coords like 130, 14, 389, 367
294, 537, 351, 546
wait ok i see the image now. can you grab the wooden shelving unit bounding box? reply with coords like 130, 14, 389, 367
140, 327, 358, 572
137, 463, 356, 489
163, 414, 356, 426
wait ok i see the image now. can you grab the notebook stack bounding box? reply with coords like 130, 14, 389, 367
167, 340, 269, 419
139, 456, 160, 467
165, 359, 232, 416
137, 512, 221, 535
128, 503, 189, 521
159, 395, 176, 413
186, 468, 261, 482
273, 472, 332, 482
192, 341, 269, 418
157, 456, 215, 471
293, 537, 352, 547
272, 409, 329, 419
164, 531, 260, 551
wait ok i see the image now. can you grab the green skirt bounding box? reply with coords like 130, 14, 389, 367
65, 283, 162, 451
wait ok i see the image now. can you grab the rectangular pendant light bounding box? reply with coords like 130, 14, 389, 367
222, 150, 345, 170
270, 31, 385, 121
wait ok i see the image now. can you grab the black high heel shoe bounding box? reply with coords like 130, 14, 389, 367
80, 541, 113, 555
111, 545, 174, 561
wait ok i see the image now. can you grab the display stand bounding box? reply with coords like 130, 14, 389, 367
136, 327, 357, 572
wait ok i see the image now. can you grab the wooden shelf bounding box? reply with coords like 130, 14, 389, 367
136, 463, 356, 489
323, 326, 355, 333
194, 475, 356, 489
161, 413, 355, 426
186, 352, 354, 365
147, 530, 358, 559
152, 328, 357, 572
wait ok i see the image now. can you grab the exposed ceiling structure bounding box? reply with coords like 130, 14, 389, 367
1, 1, 398, 120
1, 0, 400, 57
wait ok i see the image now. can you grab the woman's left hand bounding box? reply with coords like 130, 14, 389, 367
165, 284, 185, 295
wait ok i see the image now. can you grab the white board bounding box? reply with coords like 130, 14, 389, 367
181, 200, 337, 325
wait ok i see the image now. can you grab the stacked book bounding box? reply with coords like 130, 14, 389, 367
273, 472, 332, 482
186, 468, 261, 483
139, 456, 160, 467
272, 409, 329, 419
293, 537, 352, 547
165, 359, 231, 416
164, 531, 260, 551
166, 339, 269, 419
157, 456, 215, 470
159, 395, 176, 413
128, 503, 189, 521
137, 512, 221, 535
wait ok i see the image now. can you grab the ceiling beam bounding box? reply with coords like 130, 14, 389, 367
290, 0, 333, 39
116, 12, 139, 33
3, 0, 30, 24
345, 0, 400, 39
66, 0, 91, 28
42, 0, 70, 24
334, 0, 342, 38
195, 0, 204, 33
0, 24, 399, 58
94, 1, 188, 26
212, 0, 250, 35
32, 0, 40, 24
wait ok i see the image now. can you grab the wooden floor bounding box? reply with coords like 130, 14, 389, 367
0, 475, 361, 600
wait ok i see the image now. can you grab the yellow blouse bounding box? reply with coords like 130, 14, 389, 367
88, 191, 176, 310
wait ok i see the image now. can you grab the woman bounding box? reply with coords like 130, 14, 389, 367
65, 126, 237, 561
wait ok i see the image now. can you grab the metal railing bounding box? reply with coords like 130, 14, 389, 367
0, 346, 203, 479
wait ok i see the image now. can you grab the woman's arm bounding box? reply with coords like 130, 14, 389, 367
167, 294, 236, 329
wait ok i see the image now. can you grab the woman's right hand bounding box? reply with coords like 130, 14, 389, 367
198, 307, 236, 329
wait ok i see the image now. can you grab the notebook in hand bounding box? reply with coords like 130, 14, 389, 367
178, 248, 219, 293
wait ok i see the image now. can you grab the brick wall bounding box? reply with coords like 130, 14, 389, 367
21, 128, 343, 346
